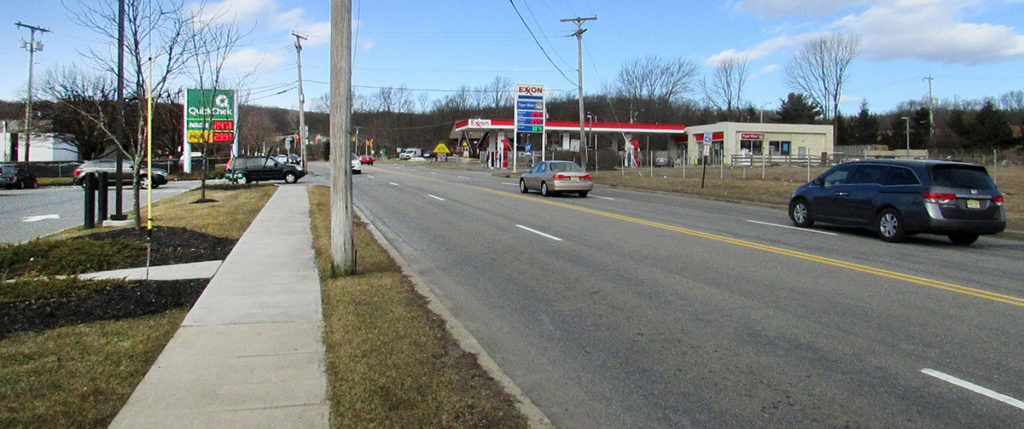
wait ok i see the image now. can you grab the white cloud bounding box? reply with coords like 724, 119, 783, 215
706, 35, 807, 63
223, 48, 284, 73
833, 2, 1024, 64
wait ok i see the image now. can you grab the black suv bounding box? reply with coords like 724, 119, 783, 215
226, 156, 305, 184
789, 159, 1005, 245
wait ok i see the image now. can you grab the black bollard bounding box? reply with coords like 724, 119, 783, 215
97, 172, 109, 222
84, 173, 97, 229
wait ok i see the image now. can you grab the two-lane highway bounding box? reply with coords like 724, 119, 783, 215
308, 162, 1024, 427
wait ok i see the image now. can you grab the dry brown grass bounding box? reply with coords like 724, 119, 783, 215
308, 186, 528, 428
0, 185, 277, 428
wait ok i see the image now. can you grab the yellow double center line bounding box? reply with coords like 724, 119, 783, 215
475, 185, 1024, 309
370, 166, 1024, 308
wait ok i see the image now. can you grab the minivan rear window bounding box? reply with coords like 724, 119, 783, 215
930, 165, 996, 190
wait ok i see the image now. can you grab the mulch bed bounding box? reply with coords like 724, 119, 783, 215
1, 279, 206, 338
74, 226, 237, 266
2, 227, 236, 337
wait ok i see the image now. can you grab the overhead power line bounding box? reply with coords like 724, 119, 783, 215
509, 0, 577, 87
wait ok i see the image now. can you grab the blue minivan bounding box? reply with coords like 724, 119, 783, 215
789, 159, 1005, 244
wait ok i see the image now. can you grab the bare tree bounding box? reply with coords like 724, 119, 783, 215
703, 56, 749, 119
65, 0, 196, 226
41, 66, 119, 160
786, 33, 861, 122
614, 55, 699, 123
481, 76, 513, 110
184, 6, 247, 200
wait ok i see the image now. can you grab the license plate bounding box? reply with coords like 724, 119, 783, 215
570, 177, 579, 181
967, 199, 981, 209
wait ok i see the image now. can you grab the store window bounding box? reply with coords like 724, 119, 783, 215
739, 139, 763, 155
768, 141, 791, 155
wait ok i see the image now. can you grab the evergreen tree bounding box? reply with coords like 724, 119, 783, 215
973, 101, 1014, 149
848, 101, 879, 146
776, 93, 821, 124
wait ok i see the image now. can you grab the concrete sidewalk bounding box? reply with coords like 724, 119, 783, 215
110, 185, 329, 428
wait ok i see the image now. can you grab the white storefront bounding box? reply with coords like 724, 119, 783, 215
685, 122, 833, 165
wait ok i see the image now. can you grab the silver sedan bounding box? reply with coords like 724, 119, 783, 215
519, 160, 593, 197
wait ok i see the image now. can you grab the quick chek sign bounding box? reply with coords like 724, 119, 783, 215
185, 89, 236, 143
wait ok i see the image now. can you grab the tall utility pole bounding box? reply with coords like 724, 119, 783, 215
15, 21, 50, 162
330, 0, 355, 274
923, 75, 934, 147
293, 32, 308, 168
561, 15, 596, 169
113, 0, 127, 220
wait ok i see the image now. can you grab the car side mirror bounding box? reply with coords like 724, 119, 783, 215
812, 177, 824, 186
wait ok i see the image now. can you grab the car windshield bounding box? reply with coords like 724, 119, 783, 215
931, 165, 996, 190
549, 162, 582, 172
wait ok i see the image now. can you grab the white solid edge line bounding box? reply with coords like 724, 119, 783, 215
502, 182, 518, 186
516, 224, 563, 241
921, 368, 1024, 411
354, 207, 554, 428
428, 194, 445, 201
389, 182, 400, 186
746, 219, 838, 236
366, 175, 375, 179
592, 195, 614, 201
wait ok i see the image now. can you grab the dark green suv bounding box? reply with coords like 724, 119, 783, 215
225, 156, 305, 184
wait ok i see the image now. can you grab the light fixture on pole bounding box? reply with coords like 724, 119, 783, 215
15, 21, 49, 163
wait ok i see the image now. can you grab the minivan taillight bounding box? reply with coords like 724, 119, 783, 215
922, 192, 956, 203
73, 168, 82, 177
993, 195, 1004, 206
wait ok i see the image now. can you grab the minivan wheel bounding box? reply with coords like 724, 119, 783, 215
519, 179, 529, 193
541, 182, 550, 197
877, 208, 906, 242
284, 172, 297, 184
948, 232, 979, 245
789, 198, 813, 227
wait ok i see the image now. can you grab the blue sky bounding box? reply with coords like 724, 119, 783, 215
3, 0, 1024, 120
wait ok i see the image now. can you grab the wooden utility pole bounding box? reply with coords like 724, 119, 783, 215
561, 16, 596, 169
293, 32, 308, 167
330, 0, 355, 274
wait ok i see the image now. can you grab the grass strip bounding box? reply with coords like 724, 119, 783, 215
0, 185, 276, 427
308, 186, 527, 428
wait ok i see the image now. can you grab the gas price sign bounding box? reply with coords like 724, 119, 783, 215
515, 84, 545, 133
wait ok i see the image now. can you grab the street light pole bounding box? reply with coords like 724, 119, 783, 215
901, 116, 910, 158
15, 21, 49, 162
561, 15, 596, 169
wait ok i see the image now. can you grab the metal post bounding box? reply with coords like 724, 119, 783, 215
16, 22, 50, 163
98, 172, 109, 222
84, 174, 97, 229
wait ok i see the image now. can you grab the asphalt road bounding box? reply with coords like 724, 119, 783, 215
0, 180, 201, 244
307, 162, 1024, 427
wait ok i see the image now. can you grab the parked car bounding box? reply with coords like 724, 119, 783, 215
225, 155, 305, 184
519, 160, 593, 198
422, 150, 435, 159
0, 164, 37, 189
654, 155, 672, 167
360, 155, 374, 165
351, 153, 362, 174
73, 159, 168, 189
399, 148, 422, 160
788, 159, 1005, 244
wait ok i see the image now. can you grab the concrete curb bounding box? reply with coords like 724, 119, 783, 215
356, 206, 554, 429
